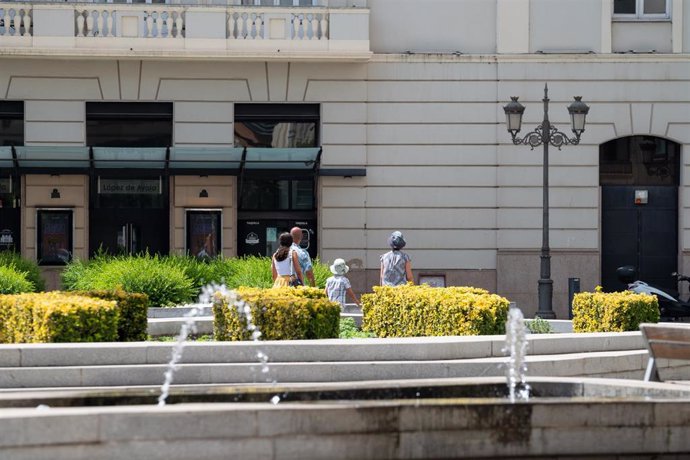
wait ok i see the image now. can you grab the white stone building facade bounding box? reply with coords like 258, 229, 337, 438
0, 0, 688, 317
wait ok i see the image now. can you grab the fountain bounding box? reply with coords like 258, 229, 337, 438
503, 305, 530, 402
1, 291, 690, 458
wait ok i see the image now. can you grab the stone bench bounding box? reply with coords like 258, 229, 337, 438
640, 322, 690, 381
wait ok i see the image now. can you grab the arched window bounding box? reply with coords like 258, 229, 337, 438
599, 135, 680, 186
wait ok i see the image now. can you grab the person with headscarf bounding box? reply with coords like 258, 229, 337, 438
380, 231, 414, 286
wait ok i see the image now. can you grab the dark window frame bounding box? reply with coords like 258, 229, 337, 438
85, 102, 173, 147
36, 209, 73, 266
0, 101, 24, 147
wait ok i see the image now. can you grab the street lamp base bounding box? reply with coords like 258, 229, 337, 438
534, 310, 557, 320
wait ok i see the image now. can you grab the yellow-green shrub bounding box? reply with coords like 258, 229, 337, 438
0, 292, 118, 343
75, 290, 149, 341
362, 285, 510, 337
572, 289, 659, 332
213, 286, 340, 341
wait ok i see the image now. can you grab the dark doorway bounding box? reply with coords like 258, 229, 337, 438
86, 102, 172, 256
600, 136, 681, 292
89, 176, 169, 256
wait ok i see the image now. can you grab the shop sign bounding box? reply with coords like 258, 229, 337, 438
0, 229, 14, 248
245, 232, 260, 245
0, 178, 11, 194
99, 179, 161, 195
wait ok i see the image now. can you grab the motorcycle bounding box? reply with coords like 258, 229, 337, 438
617, 265, 690, 320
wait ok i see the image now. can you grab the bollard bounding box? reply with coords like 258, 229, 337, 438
568, 277, 581, 320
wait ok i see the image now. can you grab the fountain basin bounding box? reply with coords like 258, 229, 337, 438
1, 377, 690, 459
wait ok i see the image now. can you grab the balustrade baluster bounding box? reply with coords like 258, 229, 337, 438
96, 11, 104, 37
145, 13, 153, 38
86, 11, 94, 37
23, 10, 31, 37
106, 11, 113, 37
255, 15, 263, 40
175, 12, 183, 38
227, 14, 235, 39
320, 15, 327, 40
310, 16, 318, 40
76, 11, 85, 37
291, 14, 298, 40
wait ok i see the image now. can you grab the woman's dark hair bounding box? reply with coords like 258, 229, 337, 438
274, 232, 293, 261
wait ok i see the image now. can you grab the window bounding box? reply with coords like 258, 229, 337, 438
240, 178, 314, 210
234, 104, 319, 148
0, 101, 23, 147
614, 0, 669, 19
37, 210, 73, 266
86, 102, 173, 147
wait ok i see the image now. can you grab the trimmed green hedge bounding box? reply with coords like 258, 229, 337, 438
75, 290, 149, 341
362, 285, 511, 337
213, 286, 340, 341
0, 292, 118, 343
572, 289, 659, 332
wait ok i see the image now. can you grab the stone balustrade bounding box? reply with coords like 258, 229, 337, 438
0, 2, 369, 60
74, 6, 185, 38
227, 8, 327, 40
0, 4, 32, 37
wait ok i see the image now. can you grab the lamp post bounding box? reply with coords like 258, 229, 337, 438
503, 84, 590, 319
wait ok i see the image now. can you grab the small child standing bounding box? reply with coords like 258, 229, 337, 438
325, 258, 360, 308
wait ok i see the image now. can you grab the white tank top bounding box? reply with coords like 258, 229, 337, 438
273, 252, 292, 276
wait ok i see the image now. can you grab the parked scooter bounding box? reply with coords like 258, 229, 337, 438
617, 265, 690, 320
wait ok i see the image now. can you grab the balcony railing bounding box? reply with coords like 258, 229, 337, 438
0, 2, 369, 60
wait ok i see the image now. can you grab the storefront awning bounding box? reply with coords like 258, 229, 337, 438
243, 147, 321, 170
169, 147, 243, 172
15, 146, 90, 169
0, 147, 13, 169
5, 146, 365, 177
93, 147, 167, 169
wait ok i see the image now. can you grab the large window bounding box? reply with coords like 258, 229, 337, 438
86, 102, 173, 147
234, 104, 318, 148
240, 178, 314, 210
614, 0, 669, 18
0, 101, 23, 147
600, 136, 680, 186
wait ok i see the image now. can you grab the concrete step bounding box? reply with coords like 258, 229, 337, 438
148, 305, 213, 318
0, 349, 663, 389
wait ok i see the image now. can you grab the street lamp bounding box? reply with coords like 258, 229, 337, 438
503, 84, 590, 319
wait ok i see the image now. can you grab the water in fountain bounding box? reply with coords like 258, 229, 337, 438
157, 304, 202, 406
502, 305, 530, 402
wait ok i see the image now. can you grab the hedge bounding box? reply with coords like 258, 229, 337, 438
362, 285, 511, 337
572, 289, 659, 332
213, 286, 340, 341
75, 290, 149, 341
0, 292, 118, 343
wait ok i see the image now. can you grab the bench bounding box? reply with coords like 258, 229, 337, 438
640, 323, 690, 382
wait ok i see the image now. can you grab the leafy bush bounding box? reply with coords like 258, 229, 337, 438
572, 289, 659, 332
362, 285, 510, 337
164, 254, 235, 293
0, 252, 44, 291
62, 254, 195, 308
0, 292, 118, 343
0, 265, 35, 294
526, 316, 553, 334
225, 256, 274, 289
339, 317, 375, 339
213, 286, 340, 341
